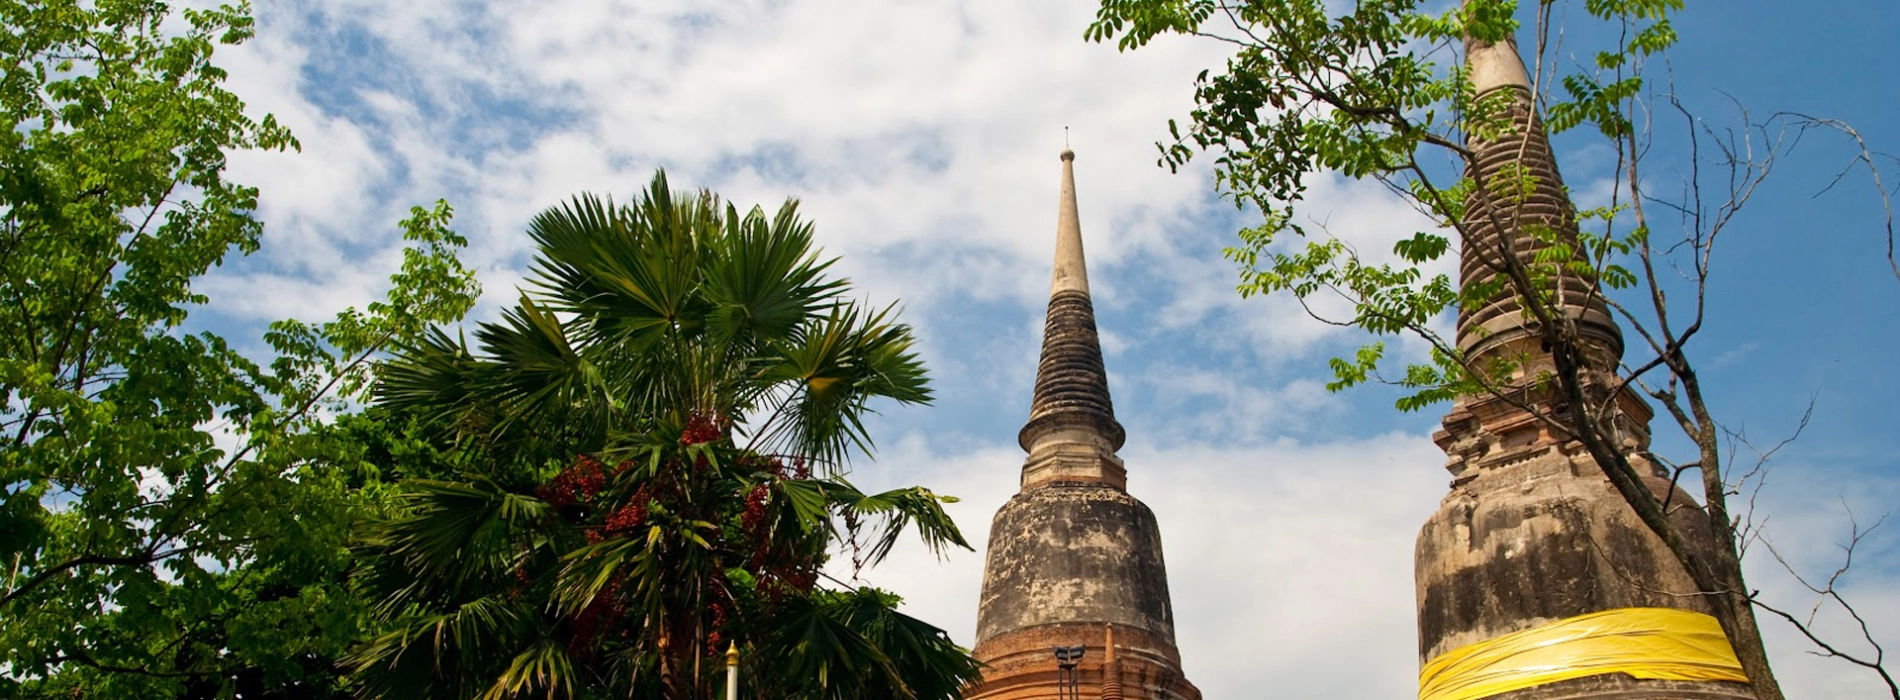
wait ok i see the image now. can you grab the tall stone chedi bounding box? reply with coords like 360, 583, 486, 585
1413, 31, 1753, 700
967, 149, 1200, 700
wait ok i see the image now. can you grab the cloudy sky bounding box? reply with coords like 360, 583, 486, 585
201, 0, 1897, 696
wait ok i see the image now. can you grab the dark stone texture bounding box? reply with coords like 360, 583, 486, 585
975, 485, 1176, 645
1464, 674, 1753, 699
1415, 447, 1729, 655
1457, 83, 1623, 366
1019, 289, 1125, 452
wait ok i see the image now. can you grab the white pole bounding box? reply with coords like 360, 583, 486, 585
725, 641, 739, 700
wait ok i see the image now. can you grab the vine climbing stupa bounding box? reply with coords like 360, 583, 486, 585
964, 148, 1201, 700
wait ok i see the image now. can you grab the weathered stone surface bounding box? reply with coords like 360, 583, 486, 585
1454, 674, 1754, 700
1021, 289, 1125, 455
1415, 417, 1722, 660
976, 486, 1176, 644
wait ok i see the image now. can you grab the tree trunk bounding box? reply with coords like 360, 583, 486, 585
1724, 581, 1786, 700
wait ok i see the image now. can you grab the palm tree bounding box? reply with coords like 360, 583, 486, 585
345, 172, 981, 700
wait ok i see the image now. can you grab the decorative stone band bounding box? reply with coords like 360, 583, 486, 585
967, 621, 1198, 700
1418, 608, 1748, 700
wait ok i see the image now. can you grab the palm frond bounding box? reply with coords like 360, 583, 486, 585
479, 638, 583, 700
344, 594, 543, 700
702, 198, 844, 349
472, 294, 613, 457
754, 302, 932, 468
526, 191, 624, 312
360, 480, 558, 608
846, 302, 932, 405
550, 536, 645, 618
377, 326, 492, 436
832, 483, 970, 566
821, 588, 983, 700
773, 477, 841, 537
756, 590, 902, 699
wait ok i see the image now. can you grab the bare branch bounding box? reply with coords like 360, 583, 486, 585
1757, 512, 1899, 699
1782, 113, 1897, 286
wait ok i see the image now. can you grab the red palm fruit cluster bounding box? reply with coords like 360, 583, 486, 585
508, 566, 531, 599
537, 454, 609, 506
740, 483, 769, 532
680, 412, 720, 446
792, 456, 810, 480
704, 601, 729, 655
568, 580, 625, 656
758, 565, 821, 604
605, 499, 648, 534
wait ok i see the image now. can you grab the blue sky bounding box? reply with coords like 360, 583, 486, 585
201, 0, 1897, 696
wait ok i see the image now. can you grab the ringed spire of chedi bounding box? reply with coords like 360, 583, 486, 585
965, 148, 1200, 700
1412, 27, 1754, 700
1018, 146, 1126, 489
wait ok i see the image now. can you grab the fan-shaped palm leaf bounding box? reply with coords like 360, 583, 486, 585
357, 480, 559, 610
753, 302, 931, 468
751, 587, 981, 700
701, 199, 844, 349
377, 326, 489, 434
344, 595, 547, 700
479, 638, 583, 700
831, 485, 968, 567
756, 591, 899, 698
470, 295, 614, 459
829, 588, 982, 700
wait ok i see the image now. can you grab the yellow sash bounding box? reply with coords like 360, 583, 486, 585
1418, 607, 1749, 700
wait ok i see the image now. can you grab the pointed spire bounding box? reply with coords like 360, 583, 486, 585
1051, 148, 1089, 295
1017, 147, 1127, 491
1466, 35, 1532, 95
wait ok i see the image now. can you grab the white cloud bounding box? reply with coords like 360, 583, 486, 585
1741, 469, 1900, 697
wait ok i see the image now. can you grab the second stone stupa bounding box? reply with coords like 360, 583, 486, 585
965, 148, 1201, 700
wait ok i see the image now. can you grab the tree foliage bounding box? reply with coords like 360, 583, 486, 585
0, 1, 479, 696
348, 173, 981, 700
